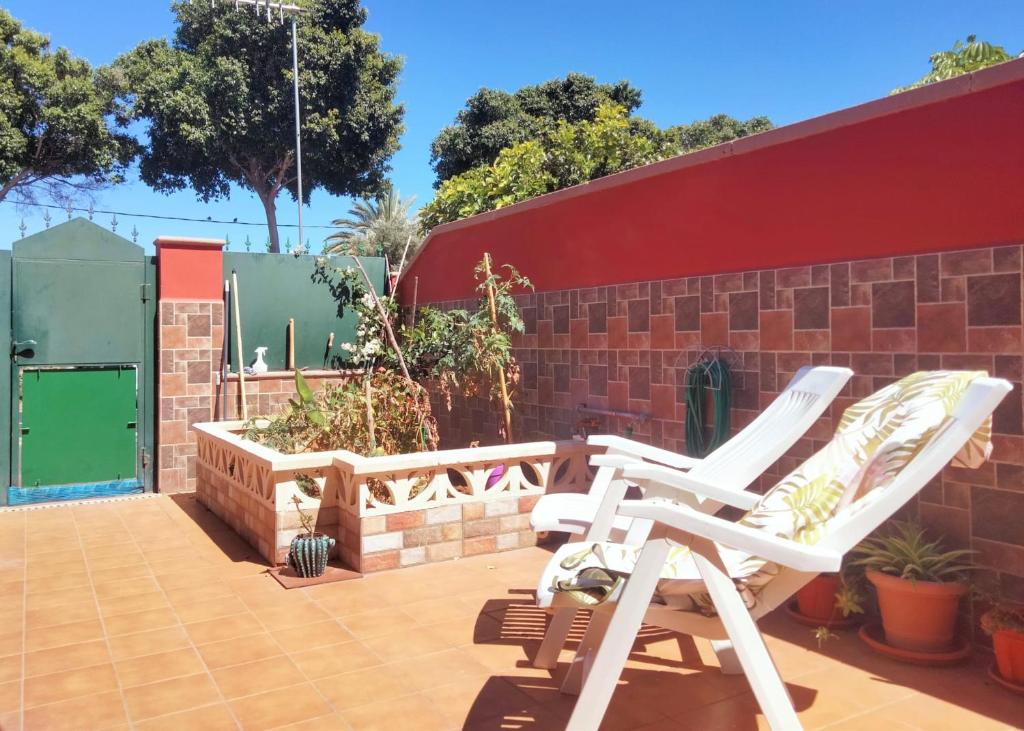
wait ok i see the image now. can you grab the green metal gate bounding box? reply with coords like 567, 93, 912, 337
5, 218, 155, 505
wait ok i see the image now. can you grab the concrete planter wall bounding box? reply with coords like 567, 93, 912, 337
194, 421, 597, 571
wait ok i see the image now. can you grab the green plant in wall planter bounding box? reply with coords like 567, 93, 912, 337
287, 494, 335, 579
852, 521, 975, 659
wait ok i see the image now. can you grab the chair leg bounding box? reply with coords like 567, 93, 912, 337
691, 543, 801, 731
560, 607, 612, 695
534, 608, 576, 669
710, 639, 743, 675
567, 539, 671, 731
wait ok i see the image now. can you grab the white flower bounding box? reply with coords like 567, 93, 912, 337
339, 342, 355, 352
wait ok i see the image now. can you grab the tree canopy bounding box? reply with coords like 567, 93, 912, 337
429, 73, 644, 185
324, 187, 422, 263
0, 9, 135, 206
112, 0, 403, 252
421, 102, 773, 231
892, 35, 1018, 94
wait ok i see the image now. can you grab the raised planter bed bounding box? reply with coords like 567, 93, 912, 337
194, 420, 597, 572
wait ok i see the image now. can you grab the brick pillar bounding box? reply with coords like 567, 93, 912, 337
156, 237, 225, 493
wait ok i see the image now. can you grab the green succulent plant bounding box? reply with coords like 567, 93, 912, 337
852, 521, 975, 584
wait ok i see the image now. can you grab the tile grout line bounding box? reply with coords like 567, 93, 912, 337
69, 505, 136, 730
18, 511, 26, 731
125, 503, 246, 730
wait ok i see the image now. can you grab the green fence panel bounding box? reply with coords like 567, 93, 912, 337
223, 253, 386, 372
0, 250, 9, 495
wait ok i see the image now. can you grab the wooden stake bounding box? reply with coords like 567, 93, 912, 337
352, 257, 413, 385
483, 253, 514, 443
287, 318, 295, 370
231, 270, 248, 420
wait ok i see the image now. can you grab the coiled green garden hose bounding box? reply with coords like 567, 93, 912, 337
684, 358, 732, 458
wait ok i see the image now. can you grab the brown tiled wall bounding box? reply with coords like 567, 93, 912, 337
214, 371, 361, 421
158, 301, 223, 493
432, 245, 1024, 600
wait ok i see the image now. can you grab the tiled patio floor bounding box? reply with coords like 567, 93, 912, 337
0, 494, 1020, 731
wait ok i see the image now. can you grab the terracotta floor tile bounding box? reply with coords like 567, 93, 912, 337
314, 664, 413, 711
359, 625, 454, 663
172, 593, 248, 624
0, 655, 21, 685
24, 586, 90, 612
340, 692, 451, 731
103, 606, 179, 637
24, 571, 89, 594
275, 712, 353, 731
253, 601, 332, 631
23, 662, 120, 708
338, 608, 418, 640
196, 632, 284, 669
114, 647, 205, 688
162, 582, 235, 606
92, 575, 161, 601
97, 590, 171, 618
272, 620, 355, 654
212, 654, 305, 699
108, 625, 190, 662
25, 638, 110, 677
185, 611, 264, 645
229, 682, 333, 731
25, 617, 104, 652
389, 648, 493, 692
24, 600, 98, 630
0, 679, 20, 713
288, 641, 381, 679
0, 632, 23, 659
23, 689, 129, 731
134, 703, 239, 731
123, 672, 222, 722
88, 562, 153, 586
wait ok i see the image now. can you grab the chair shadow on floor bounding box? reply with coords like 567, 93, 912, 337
460, 590, 819, 730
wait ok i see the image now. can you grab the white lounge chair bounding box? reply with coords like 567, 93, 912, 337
530, 365, 852, 539
530, 365, 852, 669
536, 371, 1011, 731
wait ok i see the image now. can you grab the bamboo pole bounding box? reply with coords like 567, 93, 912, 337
231, 270, 248, 420
287, 318, 295, 370
483, 253, 514, 443
352, 257, 413, 385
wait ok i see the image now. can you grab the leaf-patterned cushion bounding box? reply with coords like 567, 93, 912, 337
545, 371, 993, 612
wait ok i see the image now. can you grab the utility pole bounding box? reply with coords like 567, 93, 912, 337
192, 0, 306, 248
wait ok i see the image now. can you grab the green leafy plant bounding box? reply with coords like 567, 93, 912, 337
892, 35, 1018, 94
834, 577, 865, 618
851, 521, 975, 583
813, 626, 839, 649
981, 603, 1024, 635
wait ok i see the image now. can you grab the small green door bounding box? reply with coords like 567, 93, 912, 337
20, 367, 138, 487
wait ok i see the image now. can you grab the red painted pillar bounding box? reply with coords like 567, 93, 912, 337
155, 236, 224, 493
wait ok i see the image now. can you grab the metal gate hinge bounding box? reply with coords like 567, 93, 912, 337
140, 283, 151, 302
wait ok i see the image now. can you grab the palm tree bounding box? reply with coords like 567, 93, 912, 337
324, 189, 422, 264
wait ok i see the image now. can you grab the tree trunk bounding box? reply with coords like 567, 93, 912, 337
258, 189, 281, 253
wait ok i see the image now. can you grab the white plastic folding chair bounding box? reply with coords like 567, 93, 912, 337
536, 371, 1011, 731
531, 365, 852, 669
530, 365, 852, 539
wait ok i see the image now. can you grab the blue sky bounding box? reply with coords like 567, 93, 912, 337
2, 0, 1023, 252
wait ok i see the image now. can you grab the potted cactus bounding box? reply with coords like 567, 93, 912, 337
853, 521, 974, 657
981, 602, 1024, 690
288, 494, 335, 578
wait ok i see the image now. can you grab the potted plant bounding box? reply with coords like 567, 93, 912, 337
852, 521, 974, 655
981, 602, 1024, 689
794, 568, 865, 626
288, 494, 335, 579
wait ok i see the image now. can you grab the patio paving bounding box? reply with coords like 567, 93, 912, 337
0, 494, 1019, 731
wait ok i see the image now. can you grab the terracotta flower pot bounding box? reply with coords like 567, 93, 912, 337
993, 629, 1024, 684
796, 575, 843, 622
866, 569, 967, 653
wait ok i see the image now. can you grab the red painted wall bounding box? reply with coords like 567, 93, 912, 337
157, 237, 225, 301
402, 61, 1024, 305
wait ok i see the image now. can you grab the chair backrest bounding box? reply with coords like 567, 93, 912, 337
740, 371, 1006, 554
689, 365, 852, 488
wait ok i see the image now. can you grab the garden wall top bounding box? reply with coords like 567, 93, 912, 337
401, 59, 1024, 303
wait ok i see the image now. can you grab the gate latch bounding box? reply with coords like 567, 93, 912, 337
10, 339, 37, 359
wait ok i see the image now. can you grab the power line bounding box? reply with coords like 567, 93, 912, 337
1, 199, 343, 230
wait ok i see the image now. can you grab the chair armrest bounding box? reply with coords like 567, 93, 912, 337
621, 463, 761, 511
617, 499, 842, 573
589, 454, 643, 470
587, 435, 700, 469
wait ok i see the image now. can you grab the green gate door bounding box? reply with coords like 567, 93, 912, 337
7, 218, 155, 505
